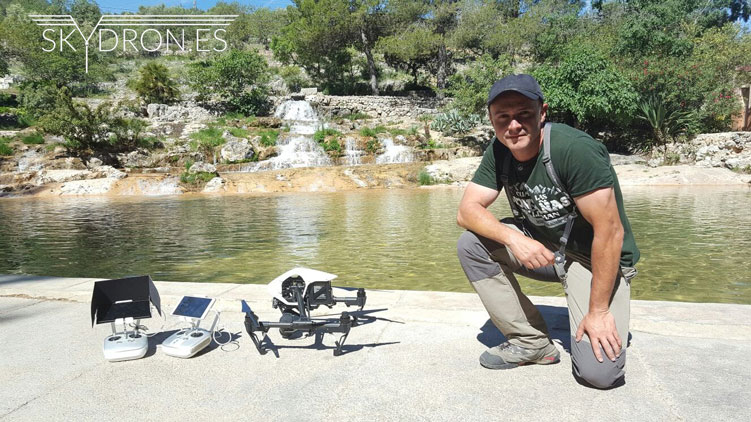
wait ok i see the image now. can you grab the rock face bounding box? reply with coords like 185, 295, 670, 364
146, 103, 214, 123
661, 132, 751, 170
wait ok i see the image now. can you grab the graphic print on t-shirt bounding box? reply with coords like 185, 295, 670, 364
509, 181, 573, 228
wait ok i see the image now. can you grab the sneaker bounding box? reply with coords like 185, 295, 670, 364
480, 341, 560, 370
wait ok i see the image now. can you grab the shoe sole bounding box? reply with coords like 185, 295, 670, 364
480, 354, 560, 370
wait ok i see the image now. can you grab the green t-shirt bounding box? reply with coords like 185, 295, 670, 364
471, 123, 639, 268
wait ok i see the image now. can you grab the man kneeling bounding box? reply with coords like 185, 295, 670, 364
456, 74, 639, 389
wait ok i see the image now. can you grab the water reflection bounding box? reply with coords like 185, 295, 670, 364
0, 186, 749, 304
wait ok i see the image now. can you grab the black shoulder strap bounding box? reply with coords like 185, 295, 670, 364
496, 141, 523, 221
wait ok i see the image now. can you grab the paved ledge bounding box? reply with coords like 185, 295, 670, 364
1, 275, 750, 421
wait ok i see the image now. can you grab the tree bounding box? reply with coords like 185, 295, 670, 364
350, 0, 390, 95
532, 45, 639, 130
131, 62, 180, 105
271, 0, 356, 93
188, 49, 271, 115
446, 54, 513, 116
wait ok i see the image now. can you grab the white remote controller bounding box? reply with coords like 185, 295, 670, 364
161, 328, 212, 358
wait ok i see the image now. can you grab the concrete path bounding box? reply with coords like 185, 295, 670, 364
1, 275, 749, 421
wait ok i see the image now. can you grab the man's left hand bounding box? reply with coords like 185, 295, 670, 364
575, 310, 621, 362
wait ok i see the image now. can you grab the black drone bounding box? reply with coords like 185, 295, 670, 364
241, 268, 367, 356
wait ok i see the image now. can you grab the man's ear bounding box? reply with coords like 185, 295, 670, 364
540, 103, 549, 126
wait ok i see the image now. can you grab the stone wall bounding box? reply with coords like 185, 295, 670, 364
306, 94, 451, 120
662, 132, 751, 170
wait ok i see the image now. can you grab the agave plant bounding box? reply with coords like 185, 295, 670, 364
637, 94, 693, 155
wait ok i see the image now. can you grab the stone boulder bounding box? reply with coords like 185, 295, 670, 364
188, 161, 217, 174
220, 137, 255, 162
202, 177, 226, 193
147, 103, 168, 119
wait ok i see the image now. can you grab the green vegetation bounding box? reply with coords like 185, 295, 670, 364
343, 112, 370, 121
1, 1, 748, 155
365, 138, 380, 154
188, 49, 271, 115
227, 127, 250, 138
130, 62, 180, 105
189, 127, 225, 159
21, 133, 44, 145
417, 169, 444, 186
431, 110, 483, 136
314, 128, 341, 143
313, 128, 342, 152
359, 125, 388, 137
258, 129, 279, 147
180, 171, 216, 185
0, 137, 13, 156
38, 88, 151, 160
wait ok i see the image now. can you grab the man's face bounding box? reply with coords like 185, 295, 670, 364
488, 92, 548, 161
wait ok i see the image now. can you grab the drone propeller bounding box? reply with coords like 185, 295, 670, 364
346, 308, 404, 325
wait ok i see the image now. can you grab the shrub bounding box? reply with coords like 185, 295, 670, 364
38, 88, 152, 160
131, 62, 180, 104
637, 94, 693, 154
365, 138, 379, 154
188, 49, 271, 115
277, 65, 310, 92
18, 81, 61, 118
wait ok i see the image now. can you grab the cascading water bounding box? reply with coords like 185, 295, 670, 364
241, 100, 331, 171
376, 138, 413, 164
344, 137, 364, 166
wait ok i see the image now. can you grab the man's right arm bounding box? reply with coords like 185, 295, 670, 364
457, 182, 555, 269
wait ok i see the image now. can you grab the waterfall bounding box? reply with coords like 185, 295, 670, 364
344, 137, 363, 166
240, 100, 331, 172
376, 138, 413, 164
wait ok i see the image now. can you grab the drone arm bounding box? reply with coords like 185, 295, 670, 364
333, 288, 367, 310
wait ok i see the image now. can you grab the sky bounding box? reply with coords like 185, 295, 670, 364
94, 1, 293, 14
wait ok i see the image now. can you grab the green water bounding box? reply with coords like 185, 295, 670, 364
0, 186, 749, 303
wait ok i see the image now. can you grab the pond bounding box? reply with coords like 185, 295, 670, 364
0, 186, 749, 304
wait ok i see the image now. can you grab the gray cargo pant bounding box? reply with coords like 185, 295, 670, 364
457, 221, 635, 389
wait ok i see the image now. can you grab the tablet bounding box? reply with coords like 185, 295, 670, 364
172, 296, 215, 320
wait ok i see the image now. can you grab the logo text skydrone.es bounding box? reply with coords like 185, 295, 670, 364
29, 14, 237, 72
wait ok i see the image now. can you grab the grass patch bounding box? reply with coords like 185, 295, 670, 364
180, 171, 216, 185
227, 127, 250, 138
732, 164, 751, 174
343, 112, 369, 121
313, 128, 341, 143
359, 125, 388, 137
0, 137, 13, 156
189, 127, 225, 151
418, 170, 439, 186
216, 112, 256, 126
258, 129, 279, 147
21, 133, 45, 145
387, 128, 409, 136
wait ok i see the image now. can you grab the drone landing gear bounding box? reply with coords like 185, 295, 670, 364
241, 301, 359, 356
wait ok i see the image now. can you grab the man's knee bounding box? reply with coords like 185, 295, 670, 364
571, 339, 626, 389
457, 231, 503, 282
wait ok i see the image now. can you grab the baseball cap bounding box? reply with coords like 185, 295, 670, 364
486, 74, 544, 106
